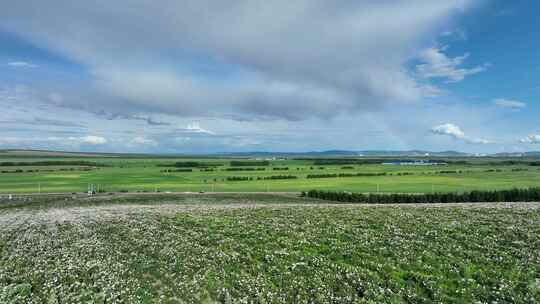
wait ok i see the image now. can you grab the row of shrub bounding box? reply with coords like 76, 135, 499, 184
160, 169, 193, 173
230, 160, 270, 167
226, 176, 253, 181
305, 169, 513, 179
160, 167, 520, 177
0, 161, 105, 167
487, 160, 540, 166
306, 158, 468, 166
158, 161, 222, 168
396, 172, 414, 176
1, 169, 25, 173
302, 188, 540, 204
226, 175, 298, 181
1, 167, 95, 174
307, 172, 388, 179
437, 169, 510, 174
258, 175, 297, 180
225, 168, 266, 171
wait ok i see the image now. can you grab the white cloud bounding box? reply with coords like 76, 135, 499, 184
519, 135, 540, 144
0, 135, 107, 146
47, 92, 64, 103
420, 84, 445, 98
0, 137, 29, 145
432, 123, 465, 139
493, 98, 526, 110
78, 135, 107, 145
184, 122, 215, 135
132, 136, 158, 146
416, 46, 488, 83
440, 28, 468, 41
467, 138, 492, 145
6, 2, 518, 154
7, 61, 37, 68
431, 123, 492, 144
0, 1, 476, 120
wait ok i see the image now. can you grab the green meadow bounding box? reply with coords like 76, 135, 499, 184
1, 154, 540, 194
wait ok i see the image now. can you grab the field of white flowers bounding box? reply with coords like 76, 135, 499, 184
0, 194, 539, 303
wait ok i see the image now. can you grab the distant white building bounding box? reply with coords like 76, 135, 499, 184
382, 160, 447, 166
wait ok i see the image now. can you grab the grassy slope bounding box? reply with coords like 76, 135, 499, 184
0, 195, 538, 303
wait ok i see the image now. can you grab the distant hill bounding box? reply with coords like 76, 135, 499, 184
355, 150, 471, 157
0, 149, 151, 158
0, 149, 110, 157
492, 151, 540, 157
215, 150, 472, 158
3, 149, 539, 158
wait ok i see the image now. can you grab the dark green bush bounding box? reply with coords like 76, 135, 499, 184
230, 161, 270, 167
305, 188, 540, 204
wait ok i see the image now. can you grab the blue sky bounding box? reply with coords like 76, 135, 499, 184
0, 0, 539, 153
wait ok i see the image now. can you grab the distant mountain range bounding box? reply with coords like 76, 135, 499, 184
2, 149, 540, 158
492, 151, 540, 157
215, 150, 473, 157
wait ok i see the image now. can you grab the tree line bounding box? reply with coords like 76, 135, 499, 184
302, 188, 540, 204
225, 168, 266, 171
259, 175, 297, 180
160, 168, 193, 173
230, 160, 270, 167
0, 161, 105, 167
158, 161, 221, 168
226, 176, 253, 181
226, 175, 298, 181
303, 158, 468, 166
307, 172, 387, 179
2, 167, 95, 174
487, 160, 540, 166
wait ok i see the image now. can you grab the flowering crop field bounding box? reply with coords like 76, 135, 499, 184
0, 194, 539, 303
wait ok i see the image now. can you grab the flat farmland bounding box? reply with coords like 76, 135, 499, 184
1, 155, 540, 194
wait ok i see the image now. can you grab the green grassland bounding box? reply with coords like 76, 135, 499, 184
0, 194, 538, 303
1, 154, 540, 194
